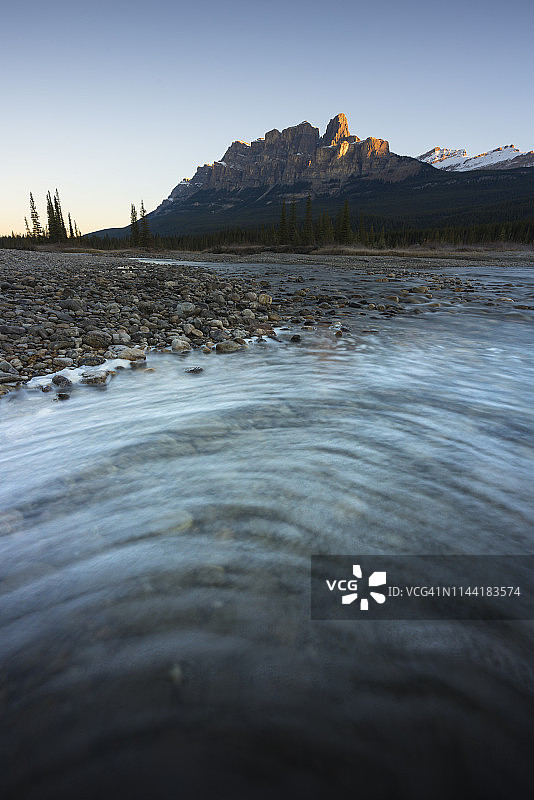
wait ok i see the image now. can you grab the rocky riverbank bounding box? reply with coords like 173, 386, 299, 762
1, 248, 532, 397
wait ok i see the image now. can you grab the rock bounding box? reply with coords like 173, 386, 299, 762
56, 393, 70, 401
52, 374, 72, 387
290, 334, 301, 342
258, 293, 272, 306
242, 309, 255, 319
80, 354, 106, 366
175, 301, 196, 317
215, 340, 242, 353
0, 372, 19, 384
0, 360, 19, 375
171, 336, 192, 352
60, 298, 82, 311
112, 330, 131, 344
81, 370, 109, 385
53, 357, 74, 368
185, 366, 204, 374
83, 329, 112, 349
114, 346, 146, 361
0, 324, 25, 336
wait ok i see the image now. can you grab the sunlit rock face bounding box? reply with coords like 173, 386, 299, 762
319, 113, 357, 147
156, 113, 424, 211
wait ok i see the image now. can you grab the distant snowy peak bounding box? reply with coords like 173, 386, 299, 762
419, 146, 467, 166
418, 144, 534, 171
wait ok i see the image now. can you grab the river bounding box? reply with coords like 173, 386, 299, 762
1, 257, 533, 799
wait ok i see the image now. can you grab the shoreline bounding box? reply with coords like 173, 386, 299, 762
1, 248, 532, 397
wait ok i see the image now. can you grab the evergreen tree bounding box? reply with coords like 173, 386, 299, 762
358, 212, 366, 246
289, 197, 299, 246
323, 211, 335, 243
46, 191, 61, 242
68, 213, 75, 239
130, 204, 140, 247
278, 200, 289, 244
301, 195, 314, 245
29, 192, 44, 238
339, 199, 353, 244
53, 190, 67, 240
139, 200, 152, 249
315, 212, 325, 245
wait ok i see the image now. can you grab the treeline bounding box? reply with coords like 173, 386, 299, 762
84, 196, 534, 250
2, 196, 533, 252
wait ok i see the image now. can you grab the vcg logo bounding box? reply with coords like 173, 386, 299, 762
326, 564, 387, 611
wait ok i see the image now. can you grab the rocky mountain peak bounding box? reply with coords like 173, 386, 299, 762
320, 113, 359, 147
158, 113, 423, 213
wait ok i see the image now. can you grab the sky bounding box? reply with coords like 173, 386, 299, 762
1, 0, 533, 235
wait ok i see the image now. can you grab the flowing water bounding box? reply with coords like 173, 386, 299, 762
1, 259, 534, 798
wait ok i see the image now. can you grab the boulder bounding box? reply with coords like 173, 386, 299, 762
81, 370, 109, 385
171, 336, 192, 352
215, 340, 242, 353
83, 329, 112, 349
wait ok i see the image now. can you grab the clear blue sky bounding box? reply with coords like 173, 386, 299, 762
1, 0, 533, 235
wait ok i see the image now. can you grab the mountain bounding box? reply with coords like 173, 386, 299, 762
157, 113, 423, 214
90, 114, 534, 239
418, 145, 534, 171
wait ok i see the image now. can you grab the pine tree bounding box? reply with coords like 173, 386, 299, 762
29, 192, 44, 238
46, 191, 60, 242
68, 213, 75, 239
301, 195, 314, 246
53, 190, 67, 240
339, 199, 353, 244
315, 212, 325, 245
139, 200, 152, 249
358, 212, 366, 246
130, 204, 140, 247
289, 197, 299, 246
24, 217, 31, 236
323, 211, 335, 243
278, 200, 289, 244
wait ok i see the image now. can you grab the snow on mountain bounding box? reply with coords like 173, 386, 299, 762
418, 144, 534, 171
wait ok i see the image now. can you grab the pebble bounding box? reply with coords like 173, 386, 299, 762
0, 248, 523, 396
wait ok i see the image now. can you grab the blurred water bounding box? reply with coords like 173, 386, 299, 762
1, 288, 534, 798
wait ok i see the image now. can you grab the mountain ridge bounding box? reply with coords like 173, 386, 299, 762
89, 113, 534, 239
156, 113, 424, 218
418, 144, 534, 171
